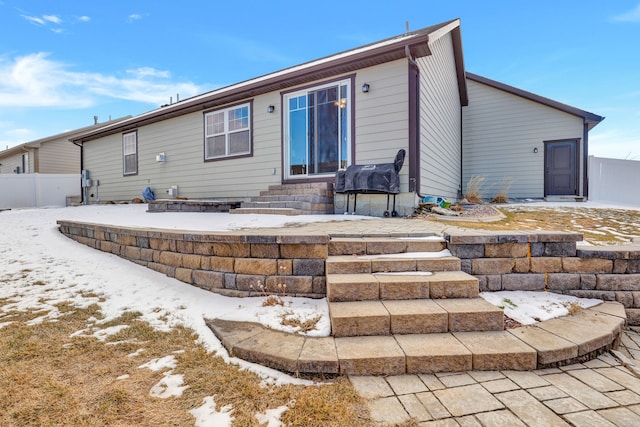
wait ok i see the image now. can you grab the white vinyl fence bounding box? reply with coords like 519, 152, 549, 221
0, 174, 81, 209
588, 156, 640, 206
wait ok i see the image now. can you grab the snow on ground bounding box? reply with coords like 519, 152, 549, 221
480, 291, 602, 325
0, 203, 619, 386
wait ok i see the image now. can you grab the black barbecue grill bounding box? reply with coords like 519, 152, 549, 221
335, 149, 405, 217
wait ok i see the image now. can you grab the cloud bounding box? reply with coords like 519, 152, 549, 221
127, 13, 143, 22
0, 53, 203, 108
21, 14, 45, 25
78, 16, 90, 22
127, 67, 170, 79
612, 4, 640, 22
43, 15, 61, 24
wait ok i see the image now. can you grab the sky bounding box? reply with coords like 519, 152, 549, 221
0, 1, 639, 159
0, 203, 607, 426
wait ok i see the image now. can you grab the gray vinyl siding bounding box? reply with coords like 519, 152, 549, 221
354, 60, 410, 192
83, 62, 413, 202
38, 138, 80, 174
462, 79, 585, 199
416, 32, 462, 199
83, 96, 283, 202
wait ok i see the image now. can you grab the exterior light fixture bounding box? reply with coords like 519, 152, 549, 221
361, 83, 370, 93
533, 147, 539, 154
267, 105, 275, 113
156, 152, 166, 162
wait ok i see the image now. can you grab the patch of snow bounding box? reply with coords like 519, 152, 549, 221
255, 404, 290, 427
480, 291, 602, 325
190, 396, 234, 427
358, 250, 452, 259
138, 355, 178, 371
149, 372, 189, 398
374, 271, 433, 276
116, 374, 130, 380
128, 348, 145, 358
398, 236, 445, 241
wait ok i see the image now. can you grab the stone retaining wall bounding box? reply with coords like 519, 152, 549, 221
57, 221, 328, 298
447, 232, 640, 325
57, 221, 640, 325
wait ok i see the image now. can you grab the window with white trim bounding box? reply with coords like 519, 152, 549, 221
123, 131, 138, 175
204, 103, 251, 160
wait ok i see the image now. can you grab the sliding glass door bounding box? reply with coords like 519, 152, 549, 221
284, 79, 350, 178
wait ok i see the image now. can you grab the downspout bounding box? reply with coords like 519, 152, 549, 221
405, 45, 421, 196
459, 104, 464, 200
583, 122, 589, 199
72, 140, 84, 204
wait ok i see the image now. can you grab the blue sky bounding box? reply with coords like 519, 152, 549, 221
1, 1, 639, 159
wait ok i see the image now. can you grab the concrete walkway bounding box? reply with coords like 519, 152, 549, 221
352, 328, 640, 426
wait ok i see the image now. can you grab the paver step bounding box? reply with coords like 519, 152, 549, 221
329, 298, 503, 337
229, 207, 327, 215
240, 200, 333, 212
206, 302, 627, 376
328, 236, 446, 256
251, 194, 332, 204
326, 254, 461, 275
326, 271, 478, 301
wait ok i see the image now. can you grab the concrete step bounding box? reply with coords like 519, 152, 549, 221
229, 207, 326, 216
328, 236, 447, 256
206, 302, 627, 376
326, 271, 477, 302
329, 298, 502, 337
240, 200, 333, 212
251, 194, 333, 204
326, 254, 461, 275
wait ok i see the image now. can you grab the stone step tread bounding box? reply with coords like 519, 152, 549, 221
329, 236, 446, 256
253, 194, 332, 202
229, 208, 330, 216
241, 201, 333, 210
326, 271, 478, 301
326, 254, 461, 274
328, 298, 503, 337
206, 302, 626, 375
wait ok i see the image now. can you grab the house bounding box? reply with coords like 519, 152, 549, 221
0, 117, 130, 175
69, 19, 603, 215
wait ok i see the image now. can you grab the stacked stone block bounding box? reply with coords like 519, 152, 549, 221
447, 231, 640, 325
57, 220, 328, 298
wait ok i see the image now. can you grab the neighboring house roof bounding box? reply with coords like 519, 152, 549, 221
71, 19, 467, 143
466, 72, 604, 129
0, 116, 132, 160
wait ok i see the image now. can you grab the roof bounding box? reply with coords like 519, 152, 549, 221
0, 116, 132, 159
466, 72, 604, 129
71, 19, 466, 143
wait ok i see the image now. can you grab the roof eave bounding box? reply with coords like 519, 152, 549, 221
72, 21, 461, 143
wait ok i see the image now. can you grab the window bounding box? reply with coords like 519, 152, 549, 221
123, 131, 138, 175
283, 79, 351, 178
204, 103, 251, 160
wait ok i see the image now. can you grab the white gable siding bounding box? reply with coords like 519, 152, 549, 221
416, 32, 462, 199
38, 138, 80, 174
462, 79, 585, 199
354, 60, 410, 192
0, 152, 25, 174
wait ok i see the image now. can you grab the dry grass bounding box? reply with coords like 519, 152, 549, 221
0, 300, 374, 427
564, 301, 584, 315
464, 176, 485, 204
427, 206, 640, 246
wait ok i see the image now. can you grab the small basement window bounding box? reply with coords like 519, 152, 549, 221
204, 102, 252, 160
